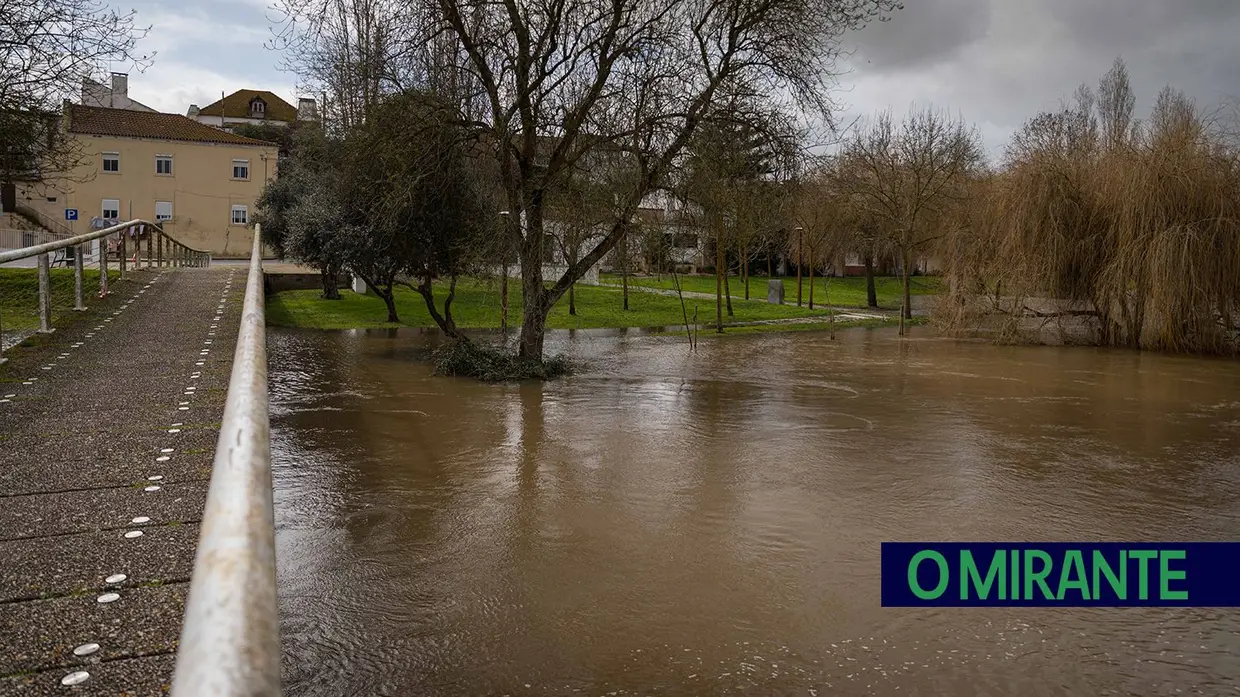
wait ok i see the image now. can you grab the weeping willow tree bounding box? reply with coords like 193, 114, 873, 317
938, 58, 1240, 355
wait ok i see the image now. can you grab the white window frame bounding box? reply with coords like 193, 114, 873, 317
155, 201, 173, 221
155, 155, 173, 175
232, 159, 250, 180
101, 198, 120, 220
230, 205, 248, 225
102, 152, 120, 173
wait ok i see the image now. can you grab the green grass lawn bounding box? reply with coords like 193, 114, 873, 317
267, 278, 859, 330
0, 268, 119, 331
600, 273, 942, 309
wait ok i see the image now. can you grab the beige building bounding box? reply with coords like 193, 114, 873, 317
16, 103, 278, 258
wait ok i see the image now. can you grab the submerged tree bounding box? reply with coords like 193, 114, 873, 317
426, 0, 901, 359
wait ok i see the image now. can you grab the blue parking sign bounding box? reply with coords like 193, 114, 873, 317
65, 208, 78, 221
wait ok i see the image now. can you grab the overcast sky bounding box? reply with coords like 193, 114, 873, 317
121, 0, 1240, 157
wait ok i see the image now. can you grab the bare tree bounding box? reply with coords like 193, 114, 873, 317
840, 107, 984, 333
426, 0, 900, 359
1097, 57, 1136, 152
1, 0, 151, 188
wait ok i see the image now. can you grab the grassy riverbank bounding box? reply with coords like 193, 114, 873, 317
267, 278, 908, 333
0, 268, 119, 332
600, 273, 942, 310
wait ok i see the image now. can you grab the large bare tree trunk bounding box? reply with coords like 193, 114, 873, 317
864, 254, 878, 308
518, 207, 550, 360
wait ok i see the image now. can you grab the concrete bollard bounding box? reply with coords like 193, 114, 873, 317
767, 279, 785, 305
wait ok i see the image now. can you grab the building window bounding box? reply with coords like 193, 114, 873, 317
155, 201, 173, 221
232, 159, 249, 180
231, 205, 248, 225
102, 152, 119, 173
156, 155, 173, 175
102, 199, 119, 220
251, 98, 265, 116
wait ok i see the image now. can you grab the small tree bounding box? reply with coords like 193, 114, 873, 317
840, 108, 984, 333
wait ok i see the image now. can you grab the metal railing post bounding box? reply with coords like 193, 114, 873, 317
120, 231, 127, 279
73, 243, 87, 311
146, 230, 153, 269
157, 232, 164, 268
100, 237, 109, 297
37, 253, 54, 333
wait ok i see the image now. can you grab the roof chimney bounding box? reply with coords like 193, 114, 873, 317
110, 72, 128, 98
297, 97, 318, 121
187, 104, 200, 117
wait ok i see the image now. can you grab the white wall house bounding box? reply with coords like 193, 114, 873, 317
187, 90, 318, 132
80, 73, 155, 112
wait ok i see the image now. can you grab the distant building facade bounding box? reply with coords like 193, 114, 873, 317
188, 90, 318, 132
80, 73, 155, 113
16, 104, 278, 258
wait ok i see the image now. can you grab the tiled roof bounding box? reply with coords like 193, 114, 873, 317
66, 104, 275, 146
196, 90, 299, 123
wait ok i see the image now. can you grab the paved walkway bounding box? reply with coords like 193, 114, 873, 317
0, 266, 242, 696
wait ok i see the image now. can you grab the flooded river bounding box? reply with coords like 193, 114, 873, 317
269, 327, 1240, 696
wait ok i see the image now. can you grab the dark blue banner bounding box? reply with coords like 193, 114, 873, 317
880, 542, 1240, 607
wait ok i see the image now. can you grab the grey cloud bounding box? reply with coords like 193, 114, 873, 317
849, 0, 992, 70
837, 0, 1240, 156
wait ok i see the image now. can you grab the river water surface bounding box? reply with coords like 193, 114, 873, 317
269, 327, 1240, 696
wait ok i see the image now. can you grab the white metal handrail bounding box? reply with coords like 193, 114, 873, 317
170, 225, 279, 696
0, 218, 209, 264
0, 218, 212, 365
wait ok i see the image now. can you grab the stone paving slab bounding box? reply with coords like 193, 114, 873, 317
0, 427, 220, 470
0, 483, 207, 541
0, 524, 199, 602
0, 449, 212, 498
0, 652, 176, 697
0, 583, 188, 677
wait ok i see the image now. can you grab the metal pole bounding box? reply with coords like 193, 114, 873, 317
146, 230, 153, 269
120, 231, 127, 279
100, 236, 109, 297
37, 253, 54, 333
157, 232, 164, 268
73, 243, 86, 311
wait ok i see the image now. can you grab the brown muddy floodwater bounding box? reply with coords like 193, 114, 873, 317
269, 326, 1240, 697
